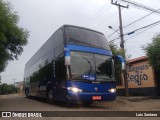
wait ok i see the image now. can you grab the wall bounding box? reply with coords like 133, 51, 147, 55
117, 60, 156, 96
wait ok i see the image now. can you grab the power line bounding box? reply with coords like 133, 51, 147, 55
82, 3, 110, 26
123, 8, 160, 29
126, 40, 147, 44
125, 21, 160, 41
86, 5, 113, 26
107, 29, 119, 38
109, 20, 160, 42
95, 9, 119, 28
126, 20, 160, 36
105, 8, 125, 38
109, 36, 120, 42
126, 47, 142, 58
107, 8, 160, 38
120, 0, 160, 15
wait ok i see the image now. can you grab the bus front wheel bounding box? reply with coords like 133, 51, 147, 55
47, 88, 54, 104
82, 101, 93, 106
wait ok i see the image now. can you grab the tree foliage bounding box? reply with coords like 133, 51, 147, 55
143, 33, 160, 71
0, 83, 17, 95
0, 0, 29, 72
109, 41, 123, 85
109, 41, 122, 56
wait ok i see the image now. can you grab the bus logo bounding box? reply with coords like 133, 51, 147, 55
94, 87, 98, 92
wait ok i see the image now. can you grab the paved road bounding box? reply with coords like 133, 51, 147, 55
0, 94, 160, 120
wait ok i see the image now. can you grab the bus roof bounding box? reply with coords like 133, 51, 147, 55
61, 25, 104, 35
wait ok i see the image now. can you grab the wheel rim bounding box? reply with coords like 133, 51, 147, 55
48, 90, 53, 102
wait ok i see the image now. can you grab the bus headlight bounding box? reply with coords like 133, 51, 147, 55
108, 88, 116, 93
67, 87, 83, 93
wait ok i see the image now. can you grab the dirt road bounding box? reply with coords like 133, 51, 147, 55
0, 94, 159, 120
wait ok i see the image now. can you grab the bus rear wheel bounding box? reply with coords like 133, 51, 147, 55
25, 91, 30, 98
47, 88, 54, 104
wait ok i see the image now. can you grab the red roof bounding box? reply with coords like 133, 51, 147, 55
128, 56, 148, 63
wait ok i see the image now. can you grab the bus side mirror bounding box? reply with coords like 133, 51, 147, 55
64, 48, 70, 65
112, 55, 125, 70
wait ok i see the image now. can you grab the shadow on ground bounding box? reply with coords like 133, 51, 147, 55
24, 96, 113, 110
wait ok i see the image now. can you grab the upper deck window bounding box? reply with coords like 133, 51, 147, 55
64, 26, 110, 50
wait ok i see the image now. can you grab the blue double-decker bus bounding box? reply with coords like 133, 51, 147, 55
24, 25, 121, 105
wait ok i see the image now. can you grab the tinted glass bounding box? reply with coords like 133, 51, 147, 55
95, 54, 112, 81
70, 52, 95, 79
70, 51, 114, 82
65, 26, 110, 50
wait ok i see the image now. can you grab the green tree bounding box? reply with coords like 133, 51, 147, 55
0, 83, 17, 94
109, 41, 123, 85
109, 41, 131, 85
109, 41, 122, 56
0, 0, 29, 72
0, 83, 8, 94
143, 33, 160, 71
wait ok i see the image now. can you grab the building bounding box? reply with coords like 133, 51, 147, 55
15, 81, 24, 93
117, 56, 159, 96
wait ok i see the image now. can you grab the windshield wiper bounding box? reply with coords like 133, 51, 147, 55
82, 56, 92, 75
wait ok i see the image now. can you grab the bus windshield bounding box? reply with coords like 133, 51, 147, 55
69, 51, 114, 82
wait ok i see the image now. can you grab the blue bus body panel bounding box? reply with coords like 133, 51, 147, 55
66, 44, 112, 56
63, 44, 115, 102
66, 80, 116, 102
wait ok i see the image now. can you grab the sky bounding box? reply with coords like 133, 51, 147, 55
1, 0, 160, 84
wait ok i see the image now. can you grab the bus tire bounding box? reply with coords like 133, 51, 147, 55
82, 101, 92, 106
25, 90, 30, 98
47, 88, 54, 104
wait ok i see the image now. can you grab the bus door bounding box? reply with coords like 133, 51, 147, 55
55, 56, 67, 100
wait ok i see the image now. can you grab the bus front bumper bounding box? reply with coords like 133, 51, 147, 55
67, 92, 116, 103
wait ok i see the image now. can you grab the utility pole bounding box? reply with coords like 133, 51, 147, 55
111, 0, 129, 97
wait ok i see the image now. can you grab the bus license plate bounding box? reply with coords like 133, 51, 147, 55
92, 96, 101, 100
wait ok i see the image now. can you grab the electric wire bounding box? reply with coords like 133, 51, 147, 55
127, 47, 142, 57
85, 5, 113, 26
95, 9, 119, 28
107, 8, 160, 38
125, 21, 160, 41
109, 20, 160, 42
82, 3, 110, 26
109, 36, 120, 43
120, 0, 160, 15
123, 8, 160, 29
